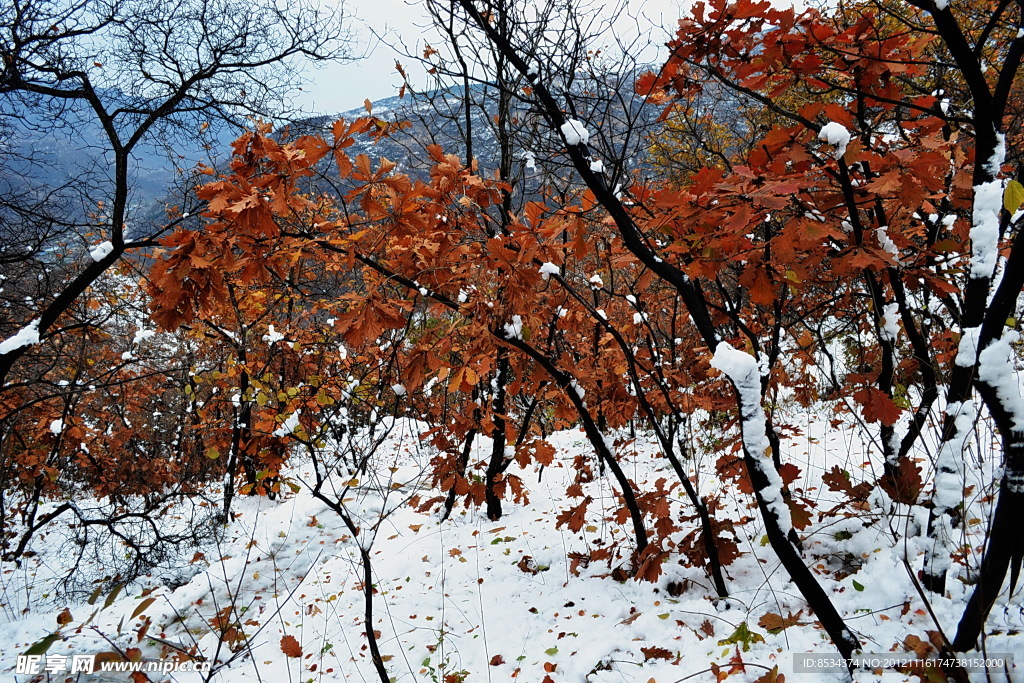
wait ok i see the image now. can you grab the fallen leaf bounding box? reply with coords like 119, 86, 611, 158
280, 635, 302, 658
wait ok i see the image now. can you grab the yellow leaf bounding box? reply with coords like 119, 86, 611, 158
130, 597, 156, 620
1005, 179, 1024, 214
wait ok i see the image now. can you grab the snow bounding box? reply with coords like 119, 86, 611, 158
955, 326, 981, 367
569, 378, 585, 399
710, 342, 792, 537
264, 325, 286, 343
589, 158, 604, 173
970, 136, 1005, 279
88, 240, 114, 262
391, 383, 407, 397
928, 400, 976, 576
971, 179, 1003, 279
977, 330, 1024, 433
49, 419, 63, 435
272, 409, 302, 437
0, 319, 41, 355
502, 314, 524, 340
560, 118, 590, 146
589, 273, 604, 288
880, 302, 900, 342
538, 262, 560, 280
132, 328, 156, 345
875, 225, 898, 256
934, 0, 948, 9
818, 121, 851, 158
3, 414, 1023, 681
986, 133, 1007, 177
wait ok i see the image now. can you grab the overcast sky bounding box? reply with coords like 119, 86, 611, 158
293, 0, 690, 115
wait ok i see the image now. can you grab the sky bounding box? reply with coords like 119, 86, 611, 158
293, 0, 689, 115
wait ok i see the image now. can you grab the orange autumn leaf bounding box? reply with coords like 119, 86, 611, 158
280, 635, 302, 658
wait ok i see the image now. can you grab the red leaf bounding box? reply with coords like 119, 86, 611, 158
787, 498, 813, 530
757, 610, 805, 633
779, 463, 801, 486
555, 496, 592, 533
853, 387, 902, 426
641, 645, 674, 661
879, 458, 923, 504
753, 665, 786, 683
822, 466, 871, 501
280, 635, 302, 658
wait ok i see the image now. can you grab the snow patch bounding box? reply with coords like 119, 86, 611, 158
880, 303, 900, 342
955, 326, 981, 367
818, 121, 851, 158
569, 379, 585, 400
560, 119, 590, 146
970, 180, 1003, 279
875, 225, 898, 256
970, 136, 1005, 279
503, 315, 524, 340
539, 262, 560, 281
273, 410, 301, 437
710, 342, 792, 537
89, 240, 114, 262
0, 319, 41, 355
264, 325, 285, 344
977, 331, 1024, 433
133, 328, 156, 345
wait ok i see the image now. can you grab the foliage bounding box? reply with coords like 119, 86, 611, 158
5, 0, 1024, 678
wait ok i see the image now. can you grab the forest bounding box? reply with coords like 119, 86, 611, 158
2, 0, 1024, 680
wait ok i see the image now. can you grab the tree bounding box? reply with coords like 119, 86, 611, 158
0, 0, 352, 569
0, 0, 350, 384
448, 0, 1024, 668
140, 0, 1024, 672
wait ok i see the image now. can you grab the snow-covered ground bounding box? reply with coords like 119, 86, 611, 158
2, 415, 1021, 682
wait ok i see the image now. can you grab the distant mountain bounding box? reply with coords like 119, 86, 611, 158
294, 76, 661, 186
2, 76, 663, 254
1, 94, 240, 242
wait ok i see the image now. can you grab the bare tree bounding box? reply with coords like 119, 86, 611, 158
0, 0, 352, 386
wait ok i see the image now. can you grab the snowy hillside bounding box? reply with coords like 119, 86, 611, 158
3, 413, 1020, 682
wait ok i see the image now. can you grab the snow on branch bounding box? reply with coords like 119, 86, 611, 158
0, 320, 41, 355
710, 342, 792, 537
969, 135, 1005, 280
818, 121, 850, 158
560, 119, 590, 146
978, 331, 1024, 435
